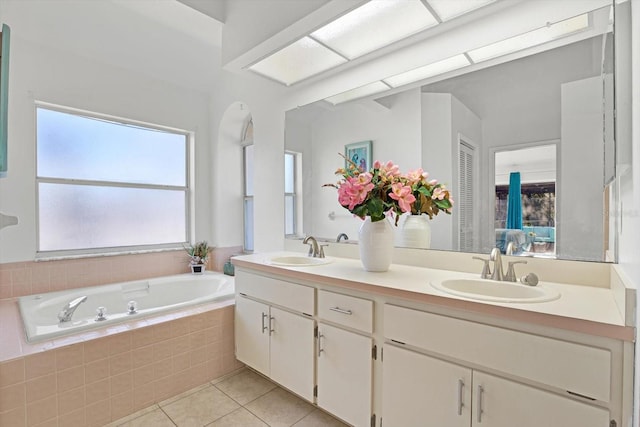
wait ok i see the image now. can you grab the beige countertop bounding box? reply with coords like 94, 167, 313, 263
233, 252, 635, 342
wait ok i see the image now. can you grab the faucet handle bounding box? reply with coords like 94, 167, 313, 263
505, 260, 527, 282
472, 256, 491, 279
319, 244, 328, 258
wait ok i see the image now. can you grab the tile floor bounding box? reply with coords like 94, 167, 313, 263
106, 368, 349, 427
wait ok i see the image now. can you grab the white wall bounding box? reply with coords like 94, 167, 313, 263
286, 89, 422, 241
558, 77, 605, 261
0, 0, 291, 263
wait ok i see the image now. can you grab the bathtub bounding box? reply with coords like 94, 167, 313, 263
18, 272, 235, 342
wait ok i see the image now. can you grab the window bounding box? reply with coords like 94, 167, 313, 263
495, 182, 556, 228
36, 105, 189, 255
243, 144, 254, 252
284, 151, 296, 236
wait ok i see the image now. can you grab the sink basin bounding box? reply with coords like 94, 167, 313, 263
268, 256, 331, 267
431, 278, 560, 303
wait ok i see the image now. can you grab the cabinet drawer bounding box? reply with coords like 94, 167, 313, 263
384, 304, 611, 402
236, 270, 314, 315
318, 290, 373, 333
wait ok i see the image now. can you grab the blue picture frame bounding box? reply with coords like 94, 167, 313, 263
345, 140, 372, 172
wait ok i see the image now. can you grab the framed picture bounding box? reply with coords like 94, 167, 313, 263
345, 140, 372, 171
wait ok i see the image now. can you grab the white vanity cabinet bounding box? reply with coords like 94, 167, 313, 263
234, 270, 315, 401
316, 290, 374, 427
382, 304, 612, 427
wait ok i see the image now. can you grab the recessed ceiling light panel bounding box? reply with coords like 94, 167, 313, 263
467, 14, 590, 63
325, 81, 390, 105
311, 0, 438, 59
427, 0, 496, 21
249, 37, 347, 85
383, 54, 471, 87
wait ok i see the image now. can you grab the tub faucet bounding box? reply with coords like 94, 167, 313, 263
303, 236, 325, 258
58, 295, 88, 323
336, 233, 349, 242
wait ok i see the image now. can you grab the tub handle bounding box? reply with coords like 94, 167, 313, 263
95, 306, 107, 322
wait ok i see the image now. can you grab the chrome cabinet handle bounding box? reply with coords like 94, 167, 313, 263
269, 316, 275, 335
329, 306, 352, 315
477, 385, 484, 423
261, 312, 268, 334
317, 332, 324, 357
457, 379, 465, 415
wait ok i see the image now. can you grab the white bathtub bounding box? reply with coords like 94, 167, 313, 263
18, 272, 235, 342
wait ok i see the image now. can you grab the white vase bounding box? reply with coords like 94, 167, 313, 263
398, 214, 431, 249
358, 217, 394, 272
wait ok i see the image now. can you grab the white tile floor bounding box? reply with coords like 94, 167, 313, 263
107, 368, 349, 427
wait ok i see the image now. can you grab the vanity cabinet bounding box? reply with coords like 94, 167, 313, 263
235, 271, 315, 401
382, 344, 609, 427
316, 290, 374, 427
382, 304, 612, 427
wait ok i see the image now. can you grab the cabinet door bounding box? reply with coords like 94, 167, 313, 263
472, 371, 610, 427
317, 323, 372, 427
269, 307, 315, 402
235, 296, 270, 376
382, 345, 472, 427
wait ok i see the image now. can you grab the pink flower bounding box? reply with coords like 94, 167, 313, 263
337, 174, 374, 210
388, 182, 416, 213
405, 168, 429, 184
429, 179, 438, 186
432, 186, 449, 201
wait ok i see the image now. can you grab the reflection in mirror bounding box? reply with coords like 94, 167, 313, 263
285, 2, 618, 262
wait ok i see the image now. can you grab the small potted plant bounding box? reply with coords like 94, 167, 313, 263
184, 241, 210, 274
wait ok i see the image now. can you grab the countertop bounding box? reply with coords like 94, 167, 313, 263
232, 252, 635, 342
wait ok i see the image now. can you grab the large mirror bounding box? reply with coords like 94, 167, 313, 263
285, 1, 621, 262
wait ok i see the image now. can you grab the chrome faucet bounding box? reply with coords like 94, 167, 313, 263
336, 233, 349, 242
58, 295, 88, 323
303, 236, 326, 258
489, 248, 504, 281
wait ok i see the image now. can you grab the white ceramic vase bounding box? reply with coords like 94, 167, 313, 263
358, 216, 394, 272
398, 214, 431, 249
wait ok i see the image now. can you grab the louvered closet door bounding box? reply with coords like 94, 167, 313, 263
459, 141, 474, 252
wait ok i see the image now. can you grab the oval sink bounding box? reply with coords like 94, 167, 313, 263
431, 278, 560, 303
269, 256, 331, 267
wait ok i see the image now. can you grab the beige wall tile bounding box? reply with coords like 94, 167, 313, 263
57, 385, 85, 415
25, 352, 56, 380
0, 406, 26, 427
132, 365, 155, 388
131, 346, 154, 369
84, 357, 109, 384
58, 408, 85, 427
55, 343, 84, 371
109, 352, 132, 376
83, 338, 111, 364
153, 358, 172, 380
0, 358, 25, 387
110, 372, 133, 396
0, 383, 26, 412
56, 366, 84, 393
111, 390, 134, 421
170, 335, 190, 356
85, 378, 110, 405
132, 382, 156, 411
172, 353, 190, 374
152, 340, 173, 362
85, 398, 111, 427
105, 333, 132, 356
25, 373, 56, 403
26, 395, 56, 427
131, 327, 156, 349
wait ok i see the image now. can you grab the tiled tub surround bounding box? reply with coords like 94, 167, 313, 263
0, 300, 242, 427
0, 247, 244, 427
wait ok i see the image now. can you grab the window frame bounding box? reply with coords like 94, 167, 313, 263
35, 102, 193, 258
284, 150, 298, 237
243, 144, 254, 252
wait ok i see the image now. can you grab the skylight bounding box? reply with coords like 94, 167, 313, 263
383, 54, 471, 88
310, 0, 438, 59
467, 14, 590, 63
249, 37, 347, 86
325, 81, 390, 105
427, 0, 496, 22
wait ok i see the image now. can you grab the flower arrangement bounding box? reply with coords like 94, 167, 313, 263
184, 241, 210, 265
325, 155, 453, 224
